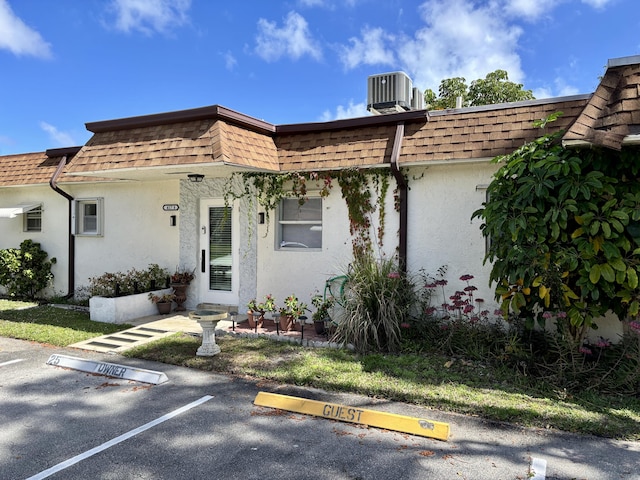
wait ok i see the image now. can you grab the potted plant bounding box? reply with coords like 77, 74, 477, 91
311, 294, 334, 334
170, 268, 195, 285
148, 292, 175, 314
279, 294, 308, 331
247, 295, 277, 328
170, 268, 195, 311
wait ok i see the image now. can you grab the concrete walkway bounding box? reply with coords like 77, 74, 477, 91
69, 312, 205, 353
70, 309, 332, 353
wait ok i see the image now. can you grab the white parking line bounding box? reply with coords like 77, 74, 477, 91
26, 395, 214, 480
530, 457, 547, 480
0, 358, 24, 367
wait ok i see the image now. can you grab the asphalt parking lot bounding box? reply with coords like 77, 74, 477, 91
1, 337, 638, 480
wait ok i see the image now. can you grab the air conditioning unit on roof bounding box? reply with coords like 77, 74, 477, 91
367, 71, 421, 115
411, 87, 424, 110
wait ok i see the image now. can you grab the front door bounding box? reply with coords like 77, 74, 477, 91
199, 199, 239, 306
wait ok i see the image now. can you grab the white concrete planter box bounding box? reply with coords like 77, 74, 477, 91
90, 288, 173, 324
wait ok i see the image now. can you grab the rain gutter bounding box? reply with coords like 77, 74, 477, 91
389, 122, 407, 273
48, 148, 78, 297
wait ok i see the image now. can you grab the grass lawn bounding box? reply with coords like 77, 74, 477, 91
0, 300, 132, 346
2, 300, 639, 441
122, 332, 640, 441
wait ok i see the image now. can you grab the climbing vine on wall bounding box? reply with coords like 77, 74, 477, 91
223, 168, 395, 256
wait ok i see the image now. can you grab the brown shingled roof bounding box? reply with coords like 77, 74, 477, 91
274, 97, 591, 171
0, 150, 95, 187
65, 109, 279, 178
401, 97, 589, 164
277, 124, 398, 171
563, 56, 640, 150
7, 56, 640, 187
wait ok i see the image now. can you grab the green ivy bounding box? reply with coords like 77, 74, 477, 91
224, 168, 394, 256
0, 239, 57, 299
473, 113, 640, 341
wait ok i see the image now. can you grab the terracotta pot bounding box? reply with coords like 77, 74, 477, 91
247, 311, 264, 328
156, 301, 172, 314
280, 315, 294, 331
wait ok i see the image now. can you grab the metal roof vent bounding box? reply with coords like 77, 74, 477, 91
367, 72, 423, 115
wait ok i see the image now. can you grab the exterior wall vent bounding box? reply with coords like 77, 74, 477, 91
367, 72, 423, 115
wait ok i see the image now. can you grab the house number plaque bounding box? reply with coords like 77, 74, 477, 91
163, 204, 179, 211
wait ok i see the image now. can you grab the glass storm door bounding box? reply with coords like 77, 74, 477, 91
200, 199, 239, 306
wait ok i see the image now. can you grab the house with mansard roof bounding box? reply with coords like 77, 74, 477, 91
1, 55, 639, 339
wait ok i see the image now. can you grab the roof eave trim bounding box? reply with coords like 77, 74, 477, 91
276, 109, 428, 134
607, 55, 640, 69
563, 135, 640, 148
45, 146, 82, 158
428, 94, 593, 117
399, 157, 494, 167
85, 105, 276, 135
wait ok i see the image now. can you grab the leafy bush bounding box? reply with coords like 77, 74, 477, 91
88, 264, 169, 297
472, 113, 640, 343
0, 240, 56, 299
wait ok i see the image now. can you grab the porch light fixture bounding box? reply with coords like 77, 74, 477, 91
188, 174, 205, 183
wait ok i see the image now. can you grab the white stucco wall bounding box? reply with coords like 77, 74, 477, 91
405, 161, 499, 312
255, 187, 354, 310
0, 185, 69, 296
68, 179, 180, 293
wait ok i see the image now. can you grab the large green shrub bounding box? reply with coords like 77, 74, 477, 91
0, 239, 56, 299
473, 114, 640, 342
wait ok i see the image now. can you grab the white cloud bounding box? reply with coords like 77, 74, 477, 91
108, 0, 191, 35
532, 72, 581, 99
223, 50, 237, 70
40, 122, 75, 147
299, 0, 326, 6
319, 100, 369, 121
397, 0, 525, 92
255, 11, 322, 62
581, 0, 615, 8
339, 27, 396, 70
0, 0, 51, 58
502, 0, 557, 21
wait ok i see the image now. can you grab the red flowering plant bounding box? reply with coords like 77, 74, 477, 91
411, 267, 509, 358
279, 294, 308, 320
423, 269, 492, 325
257, 294, 277, 313
170, 268, 195, 285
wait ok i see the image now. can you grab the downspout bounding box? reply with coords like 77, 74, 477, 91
49, 155, 75, 297
389, 122, 407, 273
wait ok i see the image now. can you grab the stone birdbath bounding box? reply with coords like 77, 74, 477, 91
189, 310, 228, 356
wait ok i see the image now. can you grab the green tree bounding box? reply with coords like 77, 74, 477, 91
425, 70, 534, 110
472, 114, 640, 343
424, 76, 468, 109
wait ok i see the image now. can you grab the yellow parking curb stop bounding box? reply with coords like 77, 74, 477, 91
254, 392, 449, 441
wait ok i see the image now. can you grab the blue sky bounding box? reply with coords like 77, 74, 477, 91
0, 0, 638, 155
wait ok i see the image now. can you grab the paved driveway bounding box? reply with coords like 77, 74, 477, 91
1, 337, 638, 480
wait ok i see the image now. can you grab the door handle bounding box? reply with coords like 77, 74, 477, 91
201, 250, 206, 273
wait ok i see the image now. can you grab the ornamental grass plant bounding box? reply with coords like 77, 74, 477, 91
332, 254, 416, 353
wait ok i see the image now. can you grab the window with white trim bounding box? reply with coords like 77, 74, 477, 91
24, 206, 42, 232
277, 197, 322, 249
73, 198, 103, 236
